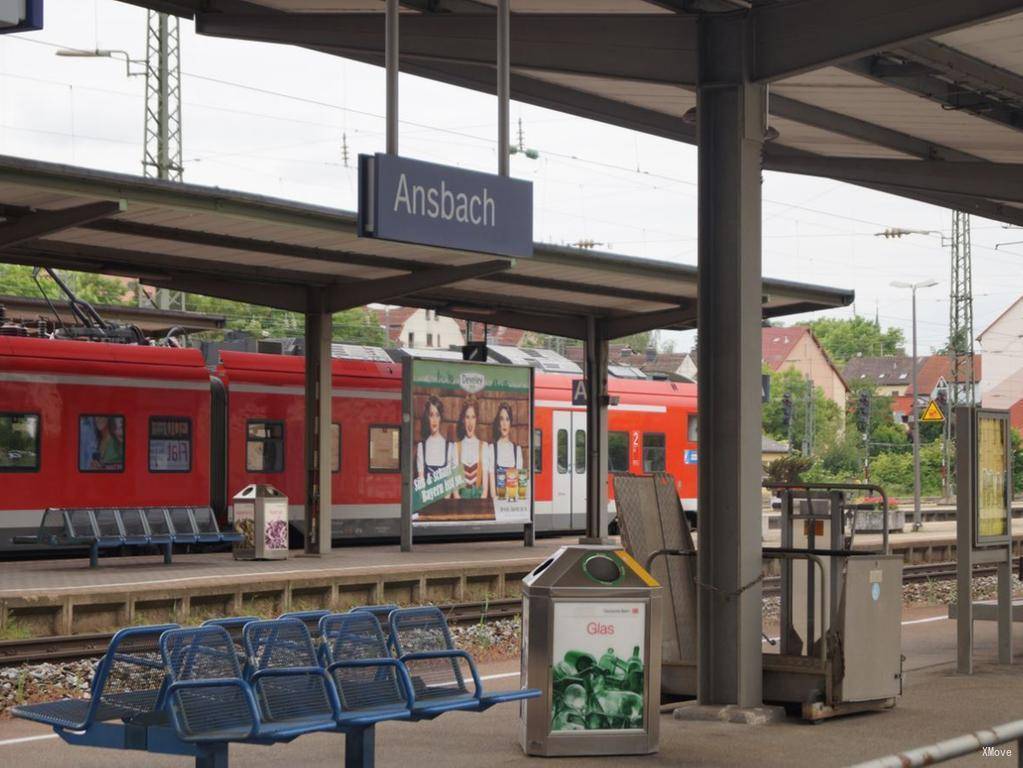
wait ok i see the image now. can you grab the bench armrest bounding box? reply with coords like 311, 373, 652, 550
250, 666, 342, 720
326, 657, 417, 709
166, 678, 259, 741
399, 649, 483, 700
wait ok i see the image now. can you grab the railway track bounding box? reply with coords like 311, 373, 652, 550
0, 597, 522, 667
0, 560, 1008, 667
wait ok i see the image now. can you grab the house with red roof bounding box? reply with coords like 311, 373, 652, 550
762, 326, 848, 411
979, 295, 1023, 421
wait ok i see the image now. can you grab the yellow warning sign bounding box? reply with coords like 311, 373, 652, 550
921, 400, 945, 422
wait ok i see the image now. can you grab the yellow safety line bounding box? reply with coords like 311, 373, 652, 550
616, 549, 660, 587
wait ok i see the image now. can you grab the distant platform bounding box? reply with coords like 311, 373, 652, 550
0, 537, 567, 636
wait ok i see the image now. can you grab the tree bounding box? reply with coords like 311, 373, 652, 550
807, 316, 905, 365
185, 293, 387, 344
0, 264, 134, 307
763, 367, 842, 457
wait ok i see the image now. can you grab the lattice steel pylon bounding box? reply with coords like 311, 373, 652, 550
948, 210, 975, 409
943, 210, 974, 497
140, 11, 185, 311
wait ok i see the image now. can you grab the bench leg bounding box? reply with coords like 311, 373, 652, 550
195, 743, 229, 768
90, 542, 99, 568
164, 542, 173, 565
345, 725, 375, 768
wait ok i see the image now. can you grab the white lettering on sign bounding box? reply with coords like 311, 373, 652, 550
393, 173, 496, 227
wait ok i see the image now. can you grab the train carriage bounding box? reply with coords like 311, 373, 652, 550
0, 335, 699, 550
0, 337, 213, 549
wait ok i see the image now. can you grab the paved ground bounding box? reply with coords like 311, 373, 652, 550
3, 516, 1011, 598
0, 536, 573, 597
4, 605, 1023, 767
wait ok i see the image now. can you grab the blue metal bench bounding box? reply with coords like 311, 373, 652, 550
12, 623, 179, 730
9, 624, 237, 767
13, 506, 242, 566
245, 617, 414, 766
389, 606, 541, 713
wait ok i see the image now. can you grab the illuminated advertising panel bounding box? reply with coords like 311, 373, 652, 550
405, 358, 533, 526
975, 409, 1011, 547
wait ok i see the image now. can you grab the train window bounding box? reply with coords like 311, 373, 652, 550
687, 414, 699, 443
533, 429, 542, 474
608, 431, 629, 472
78, 415, 125, 473
556, 429, 568, 474
246, 420, 285, 473
369, 425, 400, 472
643, 433, 666, 472
574, 429, 586, 474
331, 423, 341, 473
149, 417, 192, 473
0, 413, 40, 472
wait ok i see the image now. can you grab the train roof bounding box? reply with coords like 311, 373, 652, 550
0, 336, 209, 380
218, 350, 401, 383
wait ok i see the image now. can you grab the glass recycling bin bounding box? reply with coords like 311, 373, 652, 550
232, 484, 289, 560
520, 545, 662, 757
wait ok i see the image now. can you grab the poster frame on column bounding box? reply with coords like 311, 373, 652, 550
400, 353, 534, 552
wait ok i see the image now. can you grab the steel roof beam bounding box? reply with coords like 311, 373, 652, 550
842, 55, 1023, 136
3, 246, 309, 312
328, 259, 511, 313
440, 305, 588, 340
765, 156, 1023, 204
196, 11, 699, 85
11, 239, 336, 290
0, 201, 125, 250
768, 94, 978, 162
899, 39, 1023, 103
753, 0, 1023, 82
599, 305, 697, 339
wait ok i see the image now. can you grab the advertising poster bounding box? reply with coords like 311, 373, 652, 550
551, 602, 646, 732
977, 413, 1009, 541
408, 359, 533, 525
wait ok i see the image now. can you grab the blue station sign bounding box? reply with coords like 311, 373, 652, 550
358, 153, 533, 258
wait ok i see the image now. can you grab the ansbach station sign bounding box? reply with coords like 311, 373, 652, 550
358, 153, 533, 258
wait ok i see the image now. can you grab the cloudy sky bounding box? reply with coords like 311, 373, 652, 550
2, 0, 1022, 354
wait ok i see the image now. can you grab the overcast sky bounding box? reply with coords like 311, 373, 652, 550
2, 0, 1021, 355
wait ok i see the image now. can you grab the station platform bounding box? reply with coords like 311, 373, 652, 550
4, 517, 1022, 637
0, 537, 569, 636
2, 603, 1022, 766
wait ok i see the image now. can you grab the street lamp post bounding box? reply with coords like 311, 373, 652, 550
891, 278, 939, 532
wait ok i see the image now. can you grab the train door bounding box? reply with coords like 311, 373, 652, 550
552, 410, 587, 529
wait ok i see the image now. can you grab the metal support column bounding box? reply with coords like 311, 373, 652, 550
695, 15, 766, 708
580, 316, 609, 544
497, 0, 510, 178
385, 0, 399, 155
304, 290, 333, 555
956, 405, 975, 674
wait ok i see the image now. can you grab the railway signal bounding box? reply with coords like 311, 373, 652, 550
857, 390, 872, 432
781, 392, 793, 427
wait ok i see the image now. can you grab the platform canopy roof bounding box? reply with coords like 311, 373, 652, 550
0, 155, 851, 339
0, 293, 227, 335
115, 0, 1023, 229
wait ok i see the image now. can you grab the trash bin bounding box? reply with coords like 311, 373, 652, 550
520, 545, 662, 757
232, 484, 289, 560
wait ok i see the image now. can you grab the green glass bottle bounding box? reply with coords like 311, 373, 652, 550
626, 645, 644, 693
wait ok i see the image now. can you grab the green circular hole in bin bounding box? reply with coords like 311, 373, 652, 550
583, 553, 623, 585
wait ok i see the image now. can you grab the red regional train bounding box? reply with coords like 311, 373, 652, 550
0, 335, 698, 551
